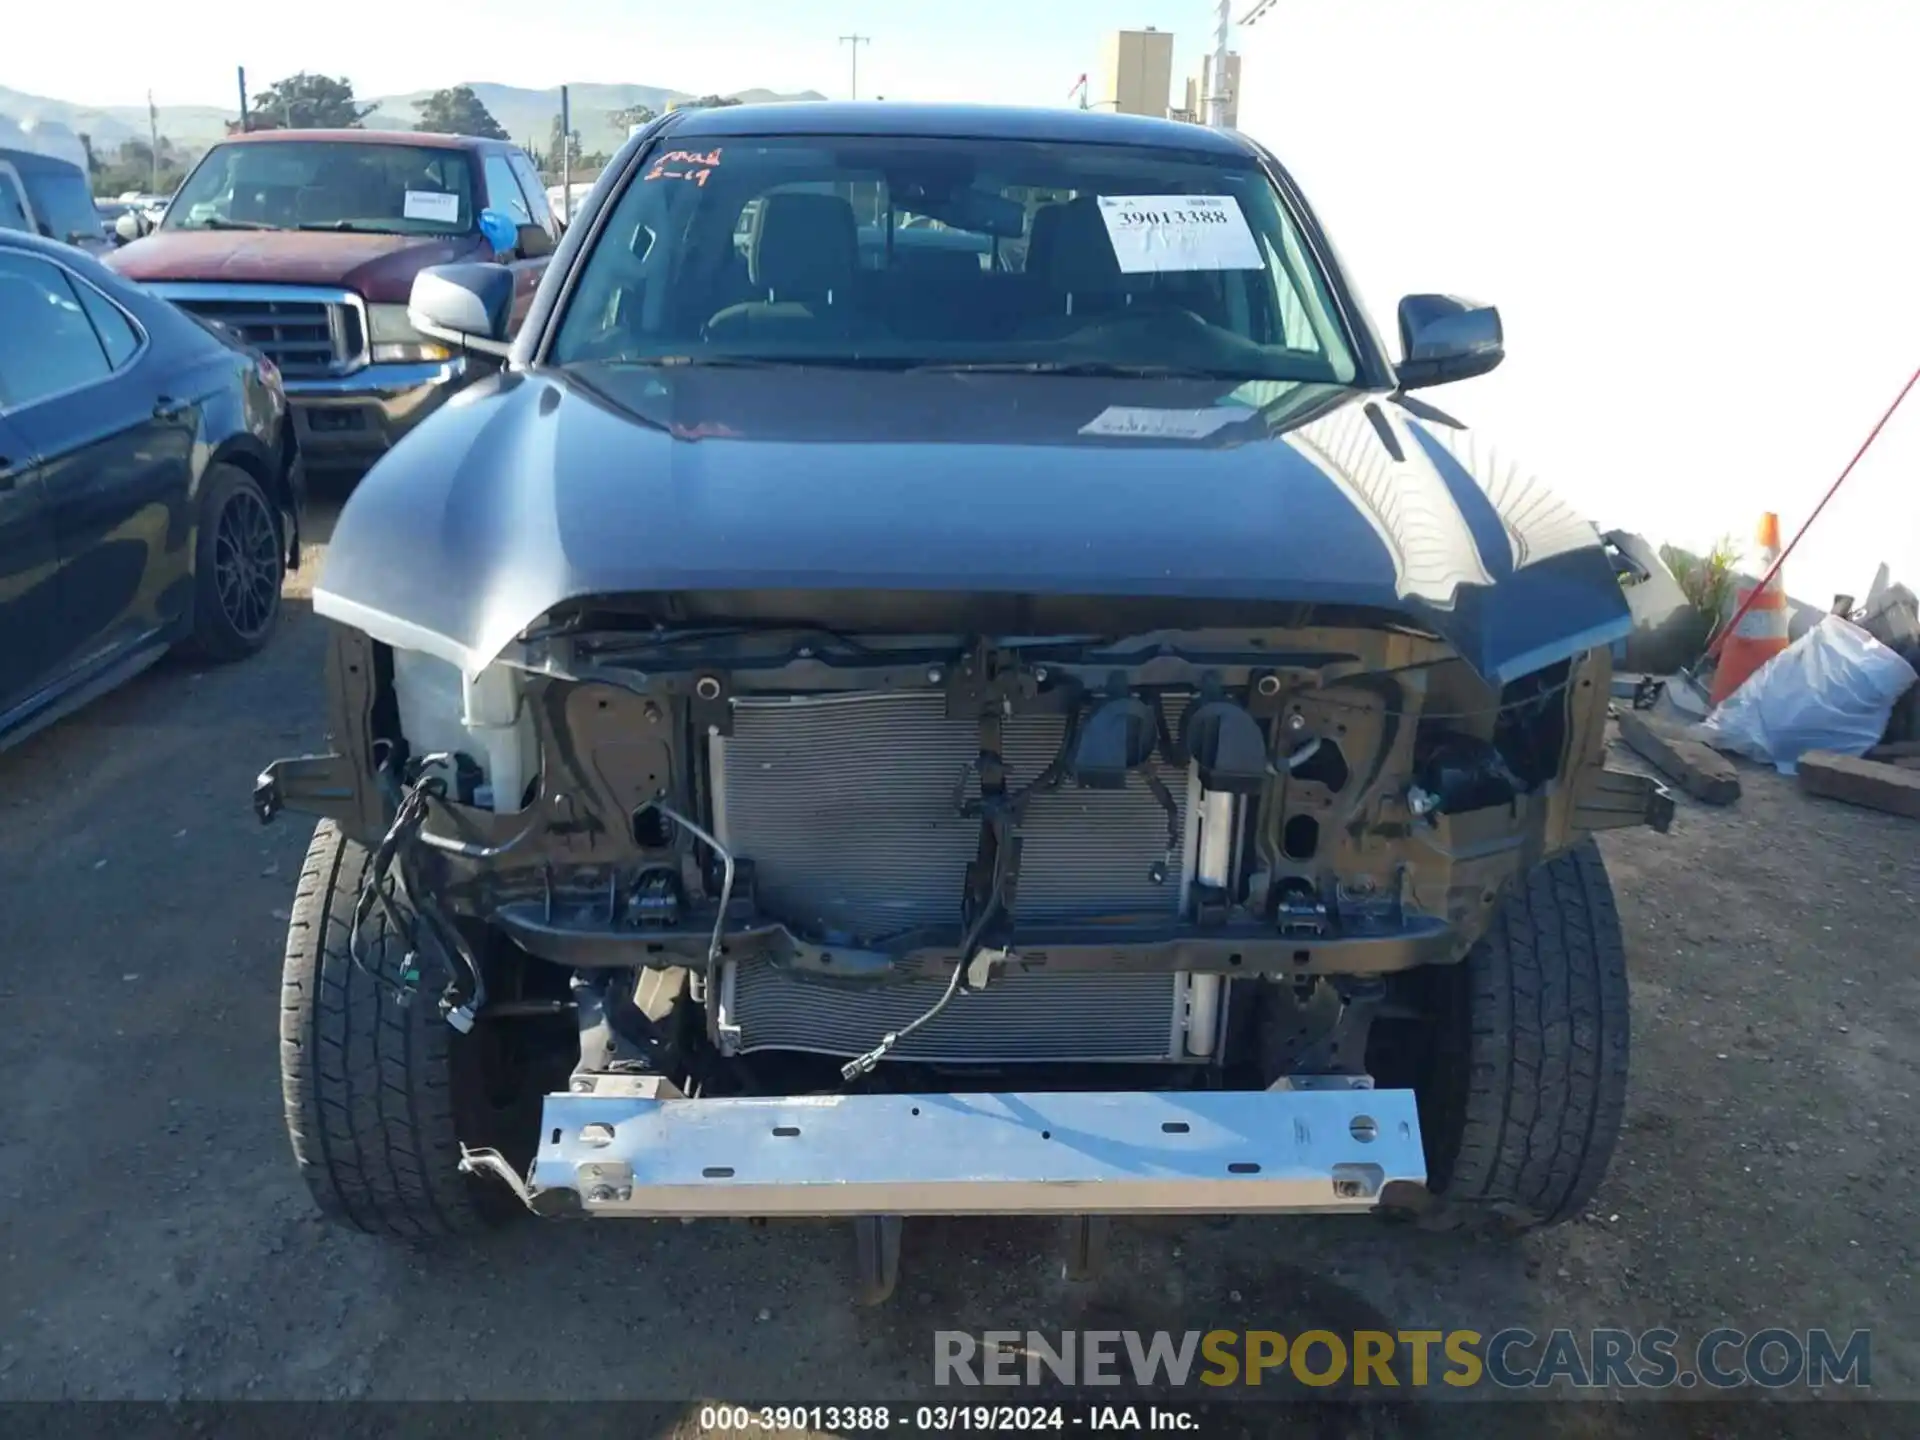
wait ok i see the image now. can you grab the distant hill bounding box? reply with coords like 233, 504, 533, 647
0, 80, 827, 157
0, 84, 234, 149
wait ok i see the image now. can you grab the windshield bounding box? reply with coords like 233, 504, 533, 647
0, 172, 30, 234
21, 167, 102, 246
550, 135, 1358, 383
164, 141, 477, 235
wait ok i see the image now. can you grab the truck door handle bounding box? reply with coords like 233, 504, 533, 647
153, 396, 191, 423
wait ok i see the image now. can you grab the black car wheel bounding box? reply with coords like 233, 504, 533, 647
1411, 840, 1631, 1229
281, 820, 545, 1236
184, 463, 283, 662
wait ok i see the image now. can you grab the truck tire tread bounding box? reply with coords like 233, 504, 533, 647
279, 819, 489, 1238
1422, 838, 1629, 1229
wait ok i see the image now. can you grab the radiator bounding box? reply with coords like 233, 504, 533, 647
709, 691, 1194, 1063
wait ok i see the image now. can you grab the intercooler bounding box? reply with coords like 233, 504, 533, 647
709, 691, 1202, 1064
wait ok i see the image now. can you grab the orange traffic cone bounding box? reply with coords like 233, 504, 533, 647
1710, 512, 1792, 705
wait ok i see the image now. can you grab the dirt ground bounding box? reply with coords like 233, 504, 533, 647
1, 484, 1913, 1435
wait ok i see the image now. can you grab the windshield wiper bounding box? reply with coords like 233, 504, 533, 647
184, 217, 279, 231
908, 360, 1251, 380
296, 221, 409, 233
584, 356, 1261, 378
634, 355, 915, 371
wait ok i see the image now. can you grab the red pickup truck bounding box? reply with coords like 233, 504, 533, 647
106, 129, 559, 472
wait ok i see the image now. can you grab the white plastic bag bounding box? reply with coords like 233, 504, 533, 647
1699, 614, 1918, 773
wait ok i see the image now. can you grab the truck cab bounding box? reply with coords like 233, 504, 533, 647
105, 129, 558, 473
0, 147, 111, 256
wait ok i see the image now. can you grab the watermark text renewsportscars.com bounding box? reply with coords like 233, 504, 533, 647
934, 1327, 1872, 1391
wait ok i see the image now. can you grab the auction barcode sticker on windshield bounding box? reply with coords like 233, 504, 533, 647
1097, 195, 1263, 273
1080, 405, 1249, 439
403, 190, 462, 224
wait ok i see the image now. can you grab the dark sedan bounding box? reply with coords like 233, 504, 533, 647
0, 229, 304, 749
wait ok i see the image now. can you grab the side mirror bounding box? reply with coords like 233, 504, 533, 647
1395, 294, 1503, 390
515, 223, 555, 259
114, 210, 152, 243
408, 263, 516, 359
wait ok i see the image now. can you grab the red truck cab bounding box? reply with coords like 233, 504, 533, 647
106, 129, 558, 472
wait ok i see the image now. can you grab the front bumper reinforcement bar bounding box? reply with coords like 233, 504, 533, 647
504, 1081, 1425, 1218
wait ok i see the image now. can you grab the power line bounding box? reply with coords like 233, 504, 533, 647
839, 34, 871, 100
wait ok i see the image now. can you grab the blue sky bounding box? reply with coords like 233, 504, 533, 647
4, 0, 1209, 107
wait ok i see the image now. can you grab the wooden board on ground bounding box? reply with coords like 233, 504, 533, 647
1798, 750, 1920, 820
1616, 708, 1741, 805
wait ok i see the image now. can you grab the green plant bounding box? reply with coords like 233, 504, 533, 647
1660, 535, 1743, 661
1663, 536, 1741, 615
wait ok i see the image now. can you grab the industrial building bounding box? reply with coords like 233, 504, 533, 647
1094, 27, 1175, 118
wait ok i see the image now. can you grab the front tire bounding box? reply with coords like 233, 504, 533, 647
279, 820, 531, 1237
1416, 839, 1630, 1228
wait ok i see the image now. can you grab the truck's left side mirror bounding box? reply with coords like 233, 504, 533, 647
1395, 294, 1503, 390
515, 223, 555, 259
114, 210, 151, 244
409, 263, 516, 359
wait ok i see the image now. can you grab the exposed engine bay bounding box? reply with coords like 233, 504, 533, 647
255, 106, 1679, 1290
260, 595, 1667, 1086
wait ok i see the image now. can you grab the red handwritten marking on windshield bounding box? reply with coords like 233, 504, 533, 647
646, 148, 724, 184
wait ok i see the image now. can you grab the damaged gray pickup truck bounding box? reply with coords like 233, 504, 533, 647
256, 101, 1672, 1301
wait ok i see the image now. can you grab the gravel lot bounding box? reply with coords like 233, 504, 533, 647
1, 484, 1913, 1434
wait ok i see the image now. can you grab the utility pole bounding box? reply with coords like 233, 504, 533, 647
236, 66, 250, 134
560, 85, 572, 223
147, 90, 160, 192
1206, 0, 1232, 128
839, 34, 870, 100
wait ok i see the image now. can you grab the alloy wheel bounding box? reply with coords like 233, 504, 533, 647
213, 485, 281, 640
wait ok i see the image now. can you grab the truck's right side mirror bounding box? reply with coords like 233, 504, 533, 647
409, 263, 516, 359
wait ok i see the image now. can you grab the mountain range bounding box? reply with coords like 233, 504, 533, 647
0, 80, 828, 158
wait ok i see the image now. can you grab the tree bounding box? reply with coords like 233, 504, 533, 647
545, 114, 582, 172
413, 86, 509, 140
92, 137, 197, 196
670, 94, 742, 112
244, 73, 372, 131
608, 104, 656, 135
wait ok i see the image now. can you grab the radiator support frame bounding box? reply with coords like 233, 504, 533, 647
705, 688, 1213, 1065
